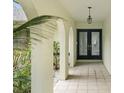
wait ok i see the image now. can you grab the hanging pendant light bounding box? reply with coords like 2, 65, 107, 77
87, 7, 92, 24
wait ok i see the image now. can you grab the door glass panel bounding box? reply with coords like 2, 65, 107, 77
79, 32, 87, 55
91, 32, 100, 55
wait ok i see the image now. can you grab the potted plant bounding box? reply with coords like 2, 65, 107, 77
53, 41, 60, 70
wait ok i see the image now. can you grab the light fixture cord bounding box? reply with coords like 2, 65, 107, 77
89, 8, 91, 17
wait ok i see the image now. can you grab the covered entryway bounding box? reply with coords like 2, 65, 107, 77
13, 0, 111, 93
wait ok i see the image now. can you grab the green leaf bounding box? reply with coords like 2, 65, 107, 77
14, 15, 61, 35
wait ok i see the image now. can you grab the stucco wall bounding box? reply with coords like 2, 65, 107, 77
75, 22, 103, 62
103, 15, 111, 74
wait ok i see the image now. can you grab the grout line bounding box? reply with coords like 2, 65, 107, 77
94, 68, 99, 93
87, 66, 89, 93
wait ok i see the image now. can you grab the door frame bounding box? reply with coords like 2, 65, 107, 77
77, 29, 102, 60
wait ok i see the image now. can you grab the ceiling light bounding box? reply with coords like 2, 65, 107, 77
87, 7, 92, 24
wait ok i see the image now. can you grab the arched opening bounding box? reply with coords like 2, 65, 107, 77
57, 19, 69, 80
53, 19, 69, 84
53, 19, 69, 92
30, 18, 69, 93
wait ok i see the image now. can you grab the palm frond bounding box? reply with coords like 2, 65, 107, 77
14, 15, 61, 35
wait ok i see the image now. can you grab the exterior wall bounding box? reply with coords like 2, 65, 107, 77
103, 15, 111, 74
76, 22, 103, 29
75, 22, 103, 62
75, 20, 111, 74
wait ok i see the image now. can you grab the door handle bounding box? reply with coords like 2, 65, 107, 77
87, 45, 90, 50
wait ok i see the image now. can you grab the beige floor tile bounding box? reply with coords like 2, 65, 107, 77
97, 85, 109, 90
88, 89, 98, 93
98, 89, 109, 93
78, 85, 87, 90
88, 82, 97, 85
77, 89, 87, 93
65, 89, 77, 93
88, 85, 98, 90
78, 82, 87, 86
54, 63, 111, 93
68, 85, 78, 90
55, 85, 67, 90
54, 89, 66, 93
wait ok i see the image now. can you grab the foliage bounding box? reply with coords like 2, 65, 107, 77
14, 15, 61, 37
53, 41, 60, 70
13, 15, 62, 93
13, 48, 31, 93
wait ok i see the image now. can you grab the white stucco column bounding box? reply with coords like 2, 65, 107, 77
18, 1, 54, 92
69, 27, 75, 67
31, 35, 53, 93
57, 19, 69, 80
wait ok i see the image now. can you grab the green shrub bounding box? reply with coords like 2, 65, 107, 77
13, 49, 31, 93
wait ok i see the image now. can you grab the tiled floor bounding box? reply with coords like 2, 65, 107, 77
54, 62, 111, 93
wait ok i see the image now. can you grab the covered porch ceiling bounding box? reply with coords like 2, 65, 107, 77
58, 0, 111, 22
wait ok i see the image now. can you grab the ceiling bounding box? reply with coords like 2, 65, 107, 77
58, 0, 111, 22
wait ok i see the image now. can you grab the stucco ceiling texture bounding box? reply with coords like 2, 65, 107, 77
58, 0, 111, 22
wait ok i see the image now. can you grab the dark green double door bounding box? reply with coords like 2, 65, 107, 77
77, 29, 102, 59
